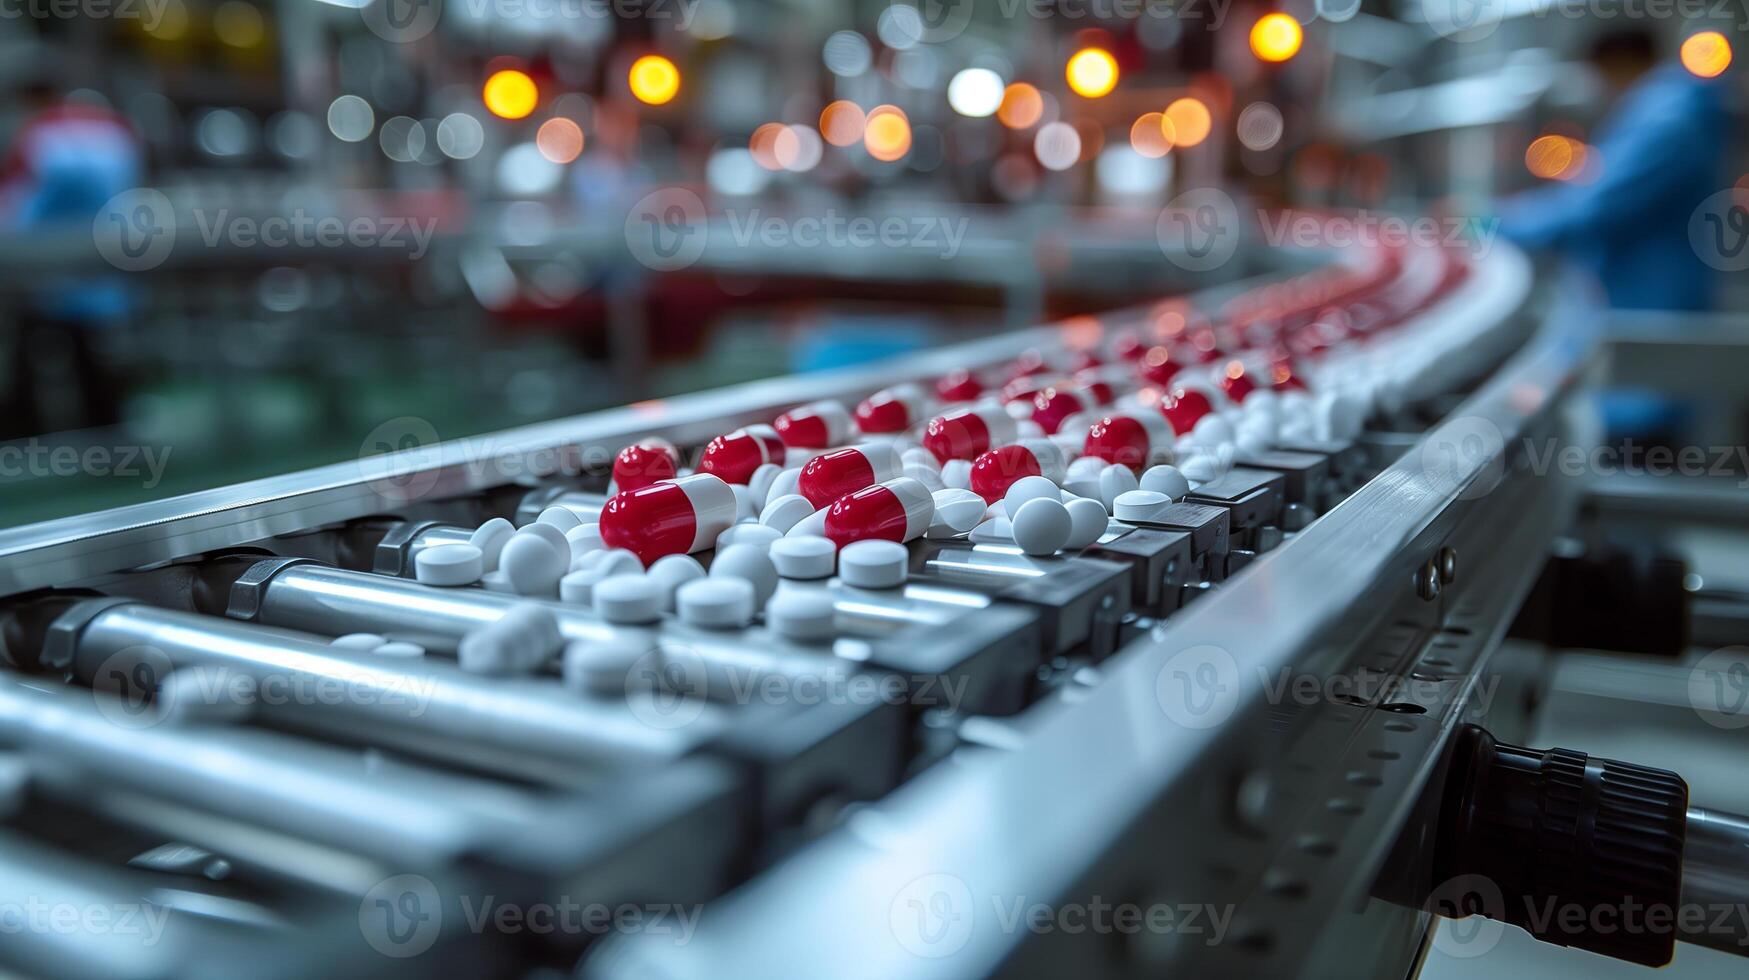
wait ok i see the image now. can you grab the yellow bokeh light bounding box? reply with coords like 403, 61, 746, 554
997, 83, 1044, 129
213, 1, 265, 48
1250, 13, 1303, 63
1526, 135, 1586, 181
536, 117, 585, 164
1065, 48, 1119, 98
819, 101, 866, 147
1164, 97, 1212, 147
1681, 31, 1732, 79
483, 70, 539, 120
628, 55, 681, 105
864, 105, 912, 162
1130, 112, 1173, 158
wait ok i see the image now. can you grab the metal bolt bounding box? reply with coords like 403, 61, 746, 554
1438, 547, 1457, 584
1417, 561, 1441, 601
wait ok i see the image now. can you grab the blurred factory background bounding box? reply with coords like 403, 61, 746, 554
0, 0, 1741, 525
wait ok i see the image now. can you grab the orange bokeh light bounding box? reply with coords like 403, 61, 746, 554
997, 83, 1044, 129
1065, 47, 1119, 98
864, 105, 912, 162
1164, 97, 1212, 147
1250, 13, 1303, 63
535, 117, 584, 163
1526, 134, 1586, 181
1130, 113, 1173, 158
819, 100, 866, 147
1681, 31, 1732, 78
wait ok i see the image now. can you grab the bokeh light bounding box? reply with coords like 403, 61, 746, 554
948, 68, 1005, 118
483, 70, 538, 120
1525, 134, 1585, 181
1681, 31, 1732, 79
865, 105, 912, 162
819, 101, 866, 147
1164, 98, 1212, 147
750, 122, 789, 170
997, 83, 1044, 129
1034, 121, 1081, 170
536, 117, 585, 164
628, 55, 681, 105
1065, 48, 1119, 98
1250, 13, 1303, 63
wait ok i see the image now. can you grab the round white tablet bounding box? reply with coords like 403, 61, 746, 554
373, 641, 425, 658
593, 575, 663, 625
480, 570, 516, 594
500, 532, 568, 597
748, 463, 782, 510
565, 523, 605, 567
710, 543, 779, 608
537, 505, 584, 533
786, 508, 829, 539
839, 539, 909, 589
1004, 475, 1060, 514
730, 483, 758, 522
770, 535, 836, 579
1179, 455, 1219, 486
1098, 464, 1140, 513
1066, 455, 1107, 482
415, 543, 484, 587
512, 522, 572, 570
1236, 431, 1270, 460
760, 494, 816, 534
1139, 465, 1191, 501
1012, 497, 1072, 556
646, 554, 706, 611
940, 459, 973, 490
331, 633, 387, 651
767, 467, 803, 502
1113, 489, 1173, 523
1064, 496, 1109, 549
717, 523, 783, 552
766, 590, 837, 642
1015, 419, 1046, 439
677, 577, 755, 629
930, 488, 987, 532
968, 517, 1014, 543
562, 634, 655, 695
558, 550, 641, 605
468, 518, 515, 573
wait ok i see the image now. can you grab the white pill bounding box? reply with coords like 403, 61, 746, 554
786, 508, 829, 539
593, 575, 663, 625
904, 463, 946, 493
677, 577, 755, 629
766, 590, 838, 642
1113, 489, 1173, 522
1004, 475, 1060, 514
1215, 443, 1238, 472
1064, 496, 1109, 549
1012, 497, 1072, 556
565, 524, 605, 567
331, 633, 387, 651
931, 488, 987, 532
1063, 478, 1103, 500
925, 519, 962, 539
748, 463, 782, 510
1180, 455, 1219, 485
1139, 465, 1191, 501
537, 505, 584, 533
500, 532, 568, 598
1236, 431, 1270, 460
469, 518, 515, 573
760, 494, 816, 534
771, 535, 837, 579
559, 549, 642, 604
1016, 419, 1047, 439
710, 543, 779, 608
968, 517, 1014, 543
1066, 455, 1107, 482
373, 641, 425, 658
513, 521, 572, 567
1194, 414, 1234, 446
1098, 464, 1140, 513
481, 570, 516, 594
902, 448, 941, 473
730, 483, 758, 522
986, 500, 1007, 521
940, 458, 973, 490
458, 604, 563, 675
646, 554, 706, 611
562, 633, 656, 696
767, 467, 803, 502
839, 539, 909, 589
415, 543, 484, 587
717, 523, 783, 551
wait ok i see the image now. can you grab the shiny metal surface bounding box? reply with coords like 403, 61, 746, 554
1681, 807, 1749, 956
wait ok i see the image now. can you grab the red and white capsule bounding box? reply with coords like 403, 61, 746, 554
968, 439, 1067, 504
854, 384, 929, 435
935, 369, 984, 403
796, 444, 903, 508
922, 404, 1017, 463
822, 477, 935, 547
773, 400, 852, 449
699, 424, 786, 485
598, 474, 737, 565
1030, 382, 1114, 435
1160, 385, 1217, 435
612, 438, 679, 492
1083, 410, 1177, 472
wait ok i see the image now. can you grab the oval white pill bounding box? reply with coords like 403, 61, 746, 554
968, 517, 1014, 543
730, 483, 758, 522
1098, 464, 1139, 513
1012, 497, 1072, 556
1066, 455, 1107, 482
786, 508, 829, 539
710, 543, 779, 608
767, 467, 803, 502
593, 575, 663, 625
748, 463, 782, 510
646, 554, 706, 611
717, 523, 783, 551
1139, 465, 1190, 501
331, 633, 387, 651
839, 539, 909, 589
373, 641, 425, 658
458, 603, 562, 675
415, 543, 484, 587
770, 535, 836, 579
1180, 455, 1219, 486
565, 523, 605, 567
1064, 496, 1109, 549
1194, 414, 1234, 446
469, 518, 515, 573
677, 577, 755, 629
940, 458, 973, 490
766, 590, 838, 642
537, 505, 584, 533
1004, 475, 1059, 514
904, 463, 946, 493
500, 532, 567, 598
931, 488, 987, 532
760, 494, 816, 534
481, 570, 516, 594
1113, 489, 1173, 523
